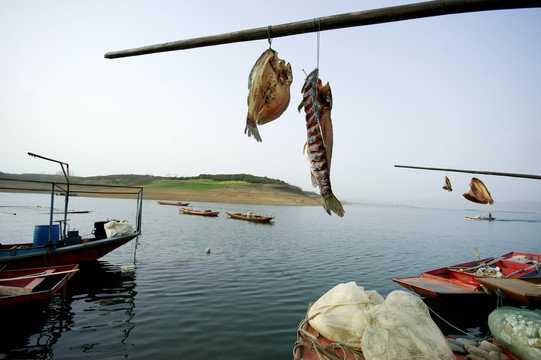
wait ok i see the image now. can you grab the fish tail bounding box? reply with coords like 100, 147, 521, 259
322, 193, 345, 217
244, 117, 262, 142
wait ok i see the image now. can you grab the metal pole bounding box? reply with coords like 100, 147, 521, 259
104, 0, 541, 59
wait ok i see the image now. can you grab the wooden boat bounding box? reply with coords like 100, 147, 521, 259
157, 201, 190, 206
0, 175, 143, 270
392, 251, 541, 302
0, 264, 78, 306
464, 215, 496, 221
477, 277, 541, 307
179, 208, 219, 216
225, 212, 274, 223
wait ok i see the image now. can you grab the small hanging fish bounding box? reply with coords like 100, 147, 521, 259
442, 176, 452, 192
245, 48, 293, 142
300, 69, 344, 217
463, 177, 494, 204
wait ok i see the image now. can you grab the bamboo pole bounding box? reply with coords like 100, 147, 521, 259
104, 0, 541, 59
394, 165, 541, 180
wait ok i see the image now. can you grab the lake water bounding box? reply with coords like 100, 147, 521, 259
0, 193, 540, 359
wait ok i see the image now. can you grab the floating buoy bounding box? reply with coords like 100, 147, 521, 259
205, 248, 211, 254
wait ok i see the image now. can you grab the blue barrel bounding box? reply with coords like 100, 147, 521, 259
33, 224, 60, 247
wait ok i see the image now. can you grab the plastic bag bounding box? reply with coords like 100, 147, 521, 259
308, 282, 384, 350
104, 221, 134, 238
361, 290, 454, 360
488, 306, 541, 360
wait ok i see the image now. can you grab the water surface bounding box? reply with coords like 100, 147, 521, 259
0, 193, 539, 359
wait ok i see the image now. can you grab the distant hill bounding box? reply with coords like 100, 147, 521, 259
0, 172, 320, 206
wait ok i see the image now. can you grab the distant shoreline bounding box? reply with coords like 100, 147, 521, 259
0, 185, 321, 207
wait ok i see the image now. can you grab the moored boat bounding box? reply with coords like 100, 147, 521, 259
0, 169, 143, 270
392, 251, 541, 302
179, 208, 219, 217
157, 201, 190, 206
225, 211, 274, 223
0, 264, 78, 306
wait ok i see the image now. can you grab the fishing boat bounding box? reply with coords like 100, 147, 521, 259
476, 277, 541, 307
225, 212, 274, 223
0, 264, 78, 306
392, 251, 541, 302
179, 208, 219, 217
157, 201, 190, 206
0, 157, 143, 270
464, 215, 496, 221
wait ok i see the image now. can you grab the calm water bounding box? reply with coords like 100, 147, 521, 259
0, 193, 540, 359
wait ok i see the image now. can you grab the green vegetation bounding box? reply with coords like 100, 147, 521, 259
0, 172, 301, 192
144, 178, 245, 191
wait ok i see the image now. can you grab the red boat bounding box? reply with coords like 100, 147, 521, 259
225, 212, 274, 223
157, 201, 190, 206
392, 251, 541, 302
179, 208, 219, 217
0, 264, 78, 306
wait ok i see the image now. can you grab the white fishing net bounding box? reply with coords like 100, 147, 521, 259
307, 282, 453, 360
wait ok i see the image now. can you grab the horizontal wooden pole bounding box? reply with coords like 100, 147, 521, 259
104, 0, 541, 59
394, 165, 541, 180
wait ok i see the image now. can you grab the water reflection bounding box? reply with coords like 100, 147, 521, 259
0, 293, 75, 358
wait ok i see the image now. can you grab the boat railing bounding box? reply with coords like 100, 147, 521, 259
0, 177, 143, 240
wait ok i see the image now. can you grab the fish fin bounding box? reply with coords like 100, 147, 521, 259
310, 172, 318, 188
297, 99, 304, 112
322, 194, 345, 217
244, 118, 262, 142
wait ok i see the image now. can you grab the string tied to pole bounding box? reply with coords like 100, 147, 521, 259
313, 18, 321, 70
267, 25, 273, 49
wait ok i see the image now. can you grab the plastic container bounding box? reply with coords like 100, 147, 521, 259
33, 224, 60, 247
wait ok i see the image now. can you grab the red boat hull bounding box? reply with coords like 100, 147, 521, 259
157, 201, 189, 206
0, 233, 139, 270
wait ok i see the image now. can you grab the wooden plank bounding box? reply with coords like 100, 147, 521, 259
0, 285, 32, 295
104, 0, 541, 59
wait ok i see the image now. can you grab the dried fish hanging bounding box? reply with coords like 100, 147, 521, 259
463, 177, 494, 204
299, 24, 344, 217
442, 176, 452, 192
245, 25, 293, 142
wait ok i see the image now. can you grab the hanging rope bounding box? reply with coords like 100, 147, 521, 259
267, 25, 273, 49
315, 18, 321, 70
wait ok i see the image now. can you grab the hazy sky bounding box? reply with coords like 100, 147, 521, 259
2, 1, 540, 207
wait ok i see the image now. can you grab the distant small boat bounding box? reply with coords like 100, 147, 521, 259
226, 212, 274, 223
0, 264, 78, 306
179, 208, 219, 217
465, 215, 496, 221
157, 201, 190, 206
477, 277, 541, 307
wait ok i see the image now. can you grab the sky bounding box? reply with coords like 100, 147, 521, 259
1, 1, 540, 208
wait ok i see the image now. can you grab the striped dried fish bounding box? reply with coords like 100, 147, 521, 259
463, 177, 494, 204
245, 48, 292, 142
300, 69, 344, 217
